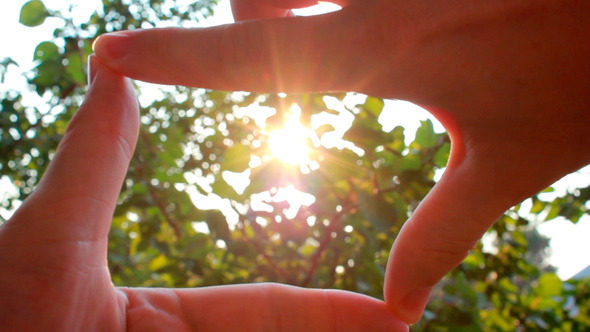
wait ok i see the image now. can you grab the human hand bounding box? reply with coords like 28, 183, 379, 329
0, 56, 407, 331
91, 0, 590, 324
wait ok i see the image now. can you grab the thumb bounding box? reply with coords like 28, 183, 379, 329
6, 55, 139, 242
383, 114, 529, 324
384, 162, 507, 323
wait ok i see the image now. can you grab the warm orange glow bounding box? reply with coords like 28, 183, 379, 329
267, 104, 312, 165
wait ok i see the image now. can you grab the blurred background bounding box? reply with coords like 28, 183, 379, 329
1, 0, 589, 330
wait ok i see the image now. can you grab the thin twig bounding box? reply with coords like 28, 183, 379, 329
385, 145, 404, 158
147, 185, 182, 238
302, 211, 343, 287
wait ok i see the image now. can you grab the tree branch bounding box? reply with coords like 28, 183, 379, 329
147, 184, 182, 238
302, 210, 344, 287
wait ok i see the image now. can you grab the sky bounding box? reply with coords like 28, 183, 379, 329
1, 0, 590, 280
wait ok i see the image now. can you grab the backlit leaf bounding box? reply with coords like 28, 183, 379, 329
33, 41, 59, 61
222, 144, 251, 172
415, 119, 437, 148
19, 0, 51, 27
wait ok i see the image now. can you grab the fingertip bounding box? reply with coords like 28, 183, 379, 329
85, 52, 135, 97
324, 289, 409, 331
383, 159, 507, 325
384, 311, 411, 332
92, 32, 133, 62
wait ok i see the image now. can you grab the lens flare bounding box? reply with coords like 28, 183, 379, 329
267, 104, 313, 165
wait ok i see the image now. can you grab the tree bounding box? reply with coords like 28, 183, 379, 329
1, 1, 589, 330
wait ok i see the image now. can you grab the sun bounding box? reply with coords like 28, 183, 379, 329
267, 104, 313, 165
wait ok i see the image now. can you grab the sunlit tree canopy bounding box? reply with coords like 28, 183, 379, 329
1, 1, 589, 330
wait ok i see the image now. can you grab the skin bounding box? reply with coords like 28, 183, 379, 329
0, 57, 407, 331
2, 0, 589, 329
91, 0, 590, 323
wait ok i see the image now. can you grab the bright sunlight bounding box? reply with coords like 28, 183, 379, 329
267, 104, 315, 165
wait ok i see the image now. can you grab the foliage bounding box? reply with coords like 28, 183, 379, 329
1, 0, 589, 330
19, 0, 51, 27
415, 210, 590, 331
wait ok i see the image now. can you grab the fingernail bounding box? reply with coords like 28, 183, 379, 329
398, 287, 432, 324
92, 32, 131, 61
87, 54, 99, 87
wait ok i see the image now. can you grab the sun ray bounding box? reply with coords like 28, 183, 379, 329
267, 104, 315, 166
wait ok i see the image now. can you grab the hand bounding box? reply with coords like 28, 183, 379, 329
91, 0, 590, 324
0, 56, 407, 331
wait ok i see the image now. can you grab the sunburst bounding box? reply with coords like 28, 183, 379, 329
267, 104, 314, 165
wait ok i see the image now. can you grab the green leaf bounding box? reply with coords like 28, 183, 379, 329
536, 273, 562, 297
356, 185, 399, 232
65, 53, 86, 85
33, 61, 62, 87
149, 254, 169, 271
385, 126, 406, 152
545, 204, 561, 221
455, 272, 478, 305
363, 96, 384, 118
33, 42, 59, 61
315, 123, 336, 136
343, 117, 388, 150
205, 210, 230, 241
400, 154, 421, 171
462, 252, 484, 268
529, 198, 546, 214
415, 119, 437, 148
433, 142, 451, 168
211, 177, 241, 200
498, 277, 518, 293
19, 0, 51, 27
222, 144, 251, 172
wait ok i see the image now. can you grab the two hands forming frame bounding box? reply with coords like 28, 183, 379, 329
1, 0, 589, 330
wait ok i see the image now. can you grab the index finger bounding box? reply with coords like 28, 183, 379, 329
91, 3, 401, 97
